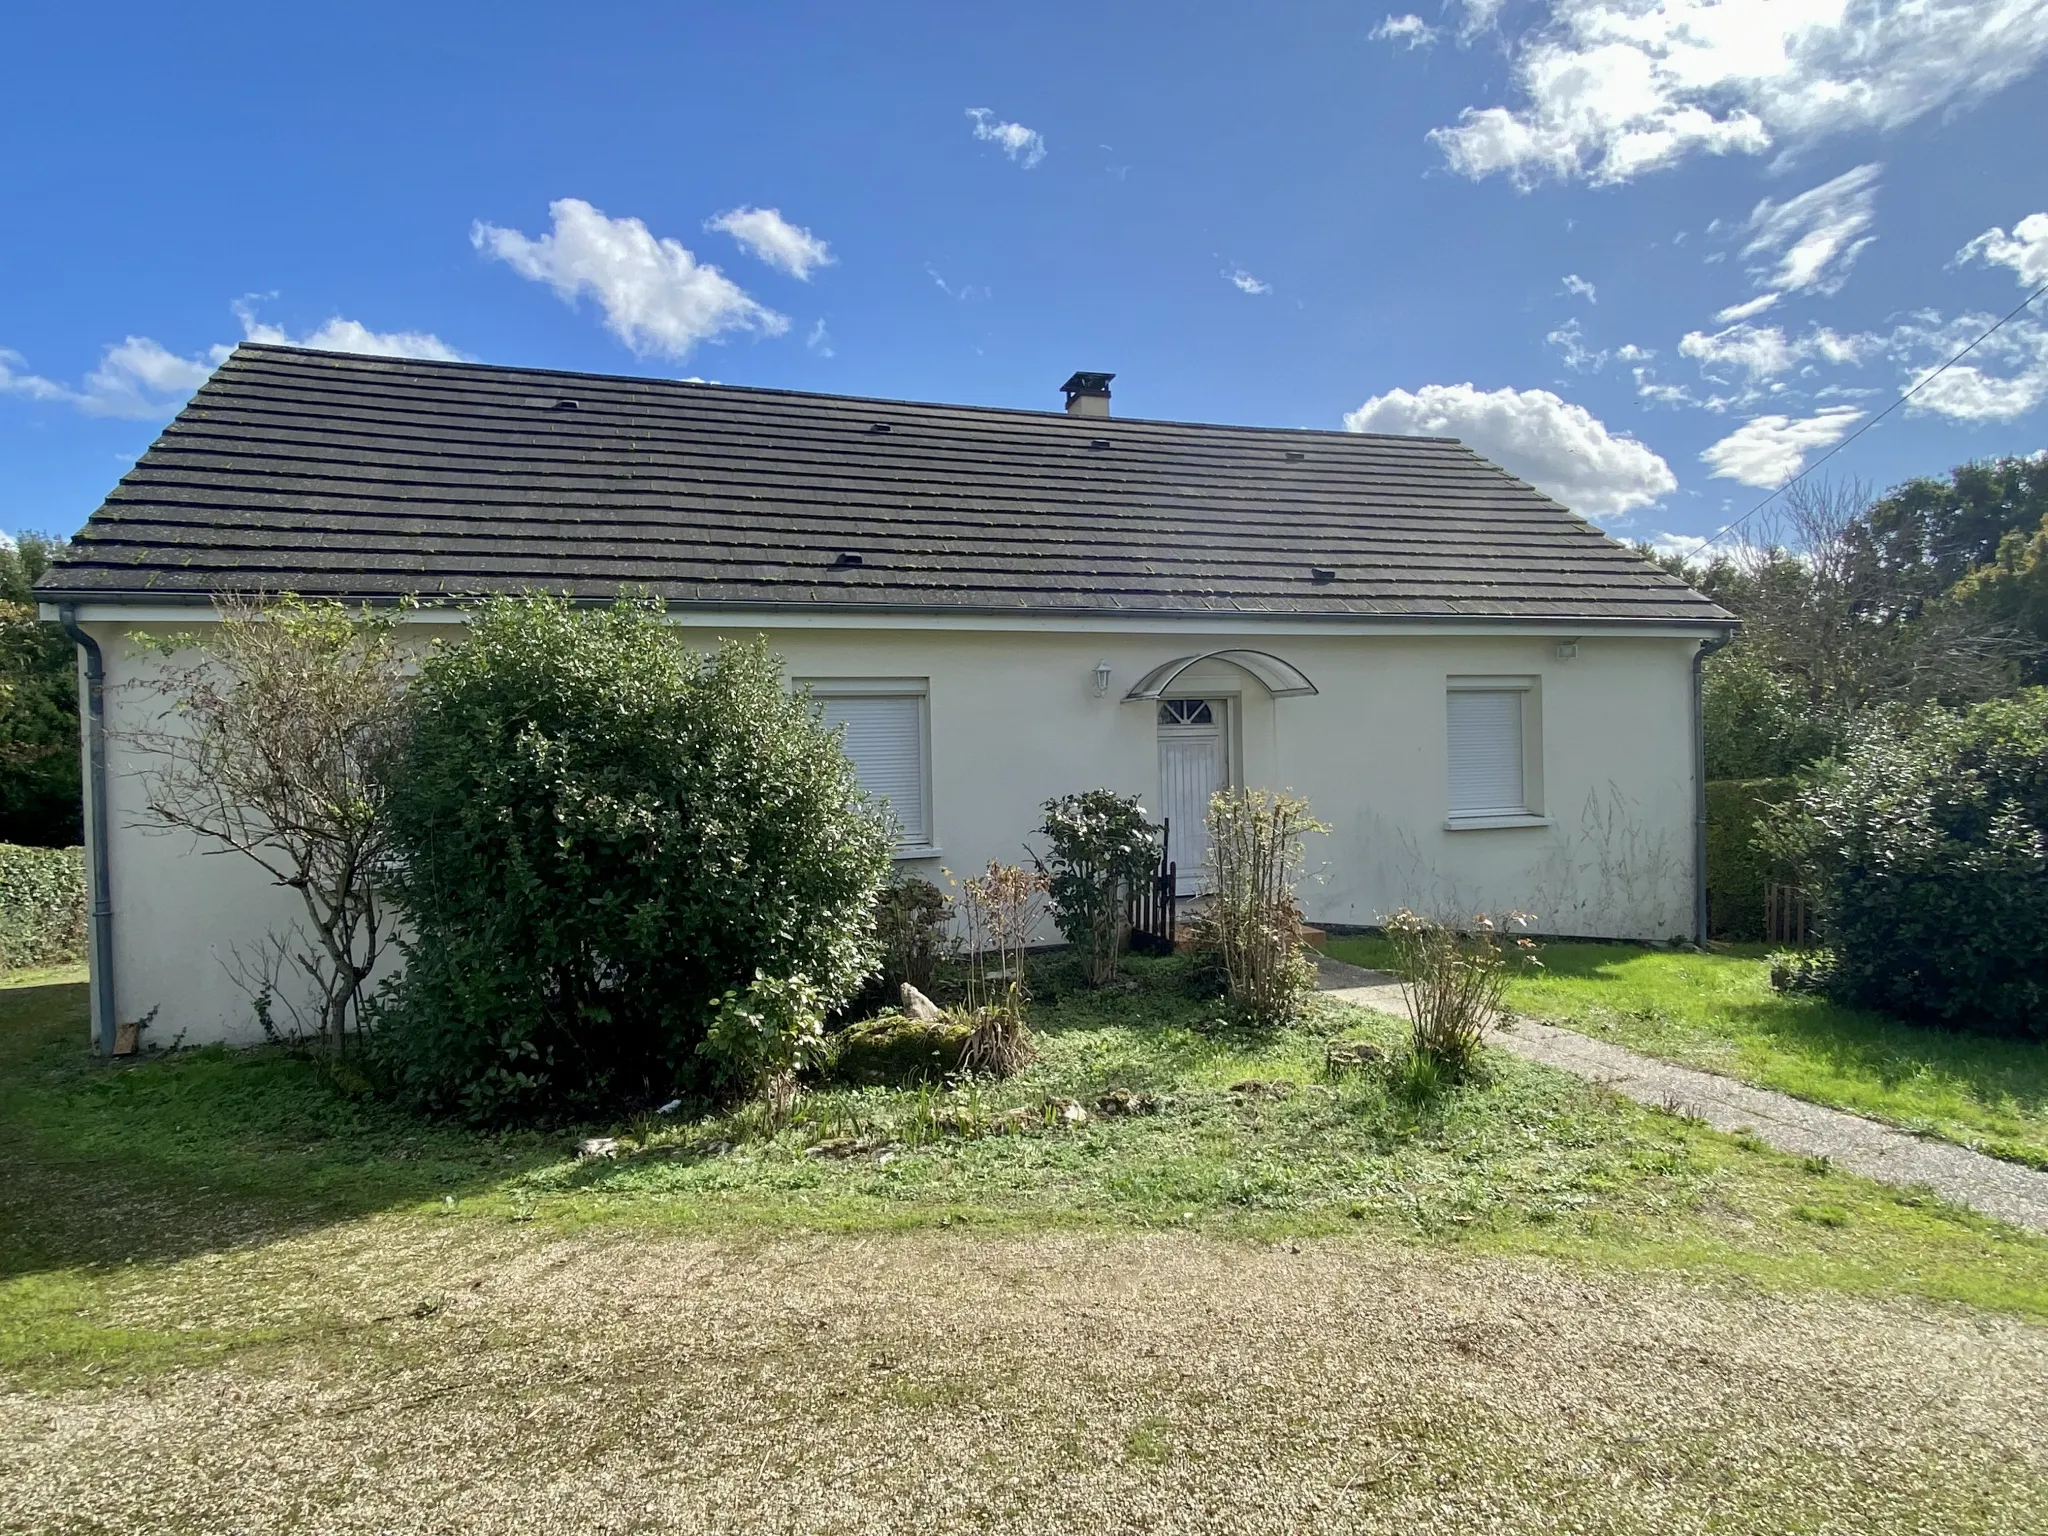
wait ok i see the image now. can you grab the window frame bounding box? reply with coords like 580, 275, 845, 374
799, 676, 937, 858
1443, 675, 1548, 830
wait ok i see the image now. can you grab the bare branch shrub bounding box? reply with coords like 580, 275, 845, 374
1386, 910, 1538, 1079
126, 594, 409, 1053
955, 859, 1046, 1076
1190, 788, 1328, 1025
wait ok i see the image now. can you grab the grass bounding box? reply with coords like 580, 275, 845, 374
9, 959, 2047, 1533
1324, 934, 2048, 1169
7, 953, 2048, 1396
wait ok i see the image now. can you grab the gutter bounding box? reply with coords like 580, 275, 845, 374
1691, 630, 1735, 946
55, 604, 117, 1058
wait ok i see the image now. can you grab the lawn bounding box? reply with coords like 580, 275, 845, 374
1324, 935, 2048, 1169
7, 959, 2048, 1533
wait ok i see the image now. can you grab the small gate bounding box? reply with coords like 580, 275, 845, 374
1126, 816, 1179, 956
1765, 883, 1810, 947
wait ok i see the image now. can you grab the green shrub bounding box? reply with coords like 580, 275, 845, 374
874, 876, 952, 995
1772, 689, 2048, 1036
1037, 789, 1159, 984
370, 596, 895, 1120
0, 843, 85, 969
1704, 778, 1798, 940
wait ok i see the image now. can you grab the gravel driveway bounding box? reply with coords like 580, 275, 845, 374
5, 1224, 2046, 1534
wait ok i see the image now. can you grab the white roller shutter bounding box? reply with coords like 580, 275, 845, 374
1446, 689, 1525, 817
818, 693, 928, 845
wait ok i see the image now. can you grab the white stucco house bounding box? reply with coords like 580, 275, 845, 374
40, 346, 1732, 1051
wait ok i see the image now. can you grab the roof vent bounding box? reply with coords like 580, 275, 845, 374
1285, 450, 1305, 461
868, 422, 892, 434
552, 399, 580, 411
1061, 371, 1114, 418
1090, 437, 1111, 450
834, 552, 864, 567
1310, 567, 1338, 584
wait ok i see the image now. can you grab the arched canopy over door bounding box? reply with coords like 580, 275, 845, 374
1122, 649, 1318, 702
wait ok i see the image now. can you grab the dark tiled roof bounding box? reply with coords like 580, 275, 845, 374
41, 344, 1731, 625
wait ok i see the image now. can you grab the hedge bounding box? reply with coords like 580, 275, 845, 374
0, 842, 86, 969
1704, 778, 1797, 941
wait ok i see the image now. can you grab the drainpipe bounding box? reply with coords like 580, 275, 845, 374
1692, 632, 1733, 947
56, 604, 116, 1057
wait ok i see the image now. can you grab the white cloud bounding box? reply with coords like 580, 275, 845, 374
1429, 0, 2048, 187
1647, 530, 1714, 561
806, 318, 835, 358
1561, 272, 1597, 303
1957, 211, 2048, 287
1224, 267, 1272, 295
1546, 319, 1608, 372
1343, 382, 1676, 517
1372, 13, 1440, 47
0, 349, 73, 406
1739, 163, 1880, 298
232, 301, 464, 362
1, 336, 229, 419
706, 206, 835, 281
1887, 308, 2048, 421
1679, 321, 1872, 380
1700, 406, 1862, 486
1713, 292, 1781, 324
472, 198, 787, 361
966, 108, 1046, 168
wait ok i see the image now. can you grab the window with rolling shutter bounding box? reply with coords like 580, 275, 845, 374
1446, 687, 1527, 817
814, 689, 930, 848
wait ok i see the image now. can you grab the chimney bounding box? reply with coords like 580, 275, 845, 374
1060, 371, 1115, 417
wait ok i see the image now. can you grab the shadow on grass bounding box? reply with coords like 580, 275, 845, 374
0, 978, 563, 1280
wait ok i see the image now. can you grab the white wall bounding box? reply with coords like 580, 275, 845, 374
79, 616, 1703, 1047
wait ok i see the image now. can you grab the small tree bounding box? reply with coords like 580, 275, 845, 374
1190, 788, 1327, 1025
127, 594, 408, 1052
1037, 790, 1159, 984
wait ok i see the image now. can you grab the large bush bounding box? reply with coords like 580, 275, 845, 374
1774, 690, 2048, 1036
0, 842, 85, 969
372, 597, 894, 1119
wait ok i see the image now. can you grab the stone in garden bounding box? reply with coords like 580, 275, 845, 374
578, 1137, 621, 1159
1043, 1096, 1091, 1127
1324, 1040, 1386, 1075
900, 984, 944, 1021
1095, 1087, 1160, 1116
987, 1105, 1039, 1134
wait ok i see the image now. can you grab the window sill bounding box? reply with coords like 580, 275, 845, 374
1444, 814, 1550, 832
891, 844, 944, 861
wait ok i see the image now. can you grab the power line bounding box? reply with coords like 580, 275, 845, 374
1689, 277, 2048, 558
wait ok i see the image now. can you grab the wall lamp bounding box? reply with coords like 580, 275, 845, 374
1092, 660, 1113, 696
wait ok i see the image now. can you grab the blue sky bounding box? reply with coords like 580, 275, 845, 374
4, 0, 2047, 556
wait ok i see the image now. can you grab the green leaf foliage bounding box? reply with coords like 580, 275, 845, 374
1951, 513, 2048, 683
0, 843, 84, 969
0, 535, 82, 847
1701, 645, 1842, 780
1037, 790, 1159, 984
1775, 689, 2048, 1036
1704, 778, 1797, 941
369, 596, 895, 1120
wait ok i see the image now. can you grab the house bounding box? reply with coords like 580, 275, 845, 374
39, 344, 1733, 1050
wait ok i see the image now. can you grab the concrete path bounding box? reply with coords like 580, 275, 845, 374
1314, 956, 2048, 1236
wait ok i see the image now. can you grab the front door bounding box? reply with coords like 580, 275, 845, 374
1157, 698, 1228, 896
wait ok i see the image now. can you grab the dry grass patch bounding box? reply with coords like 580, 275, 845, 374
3, 1223, 2046, 1535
